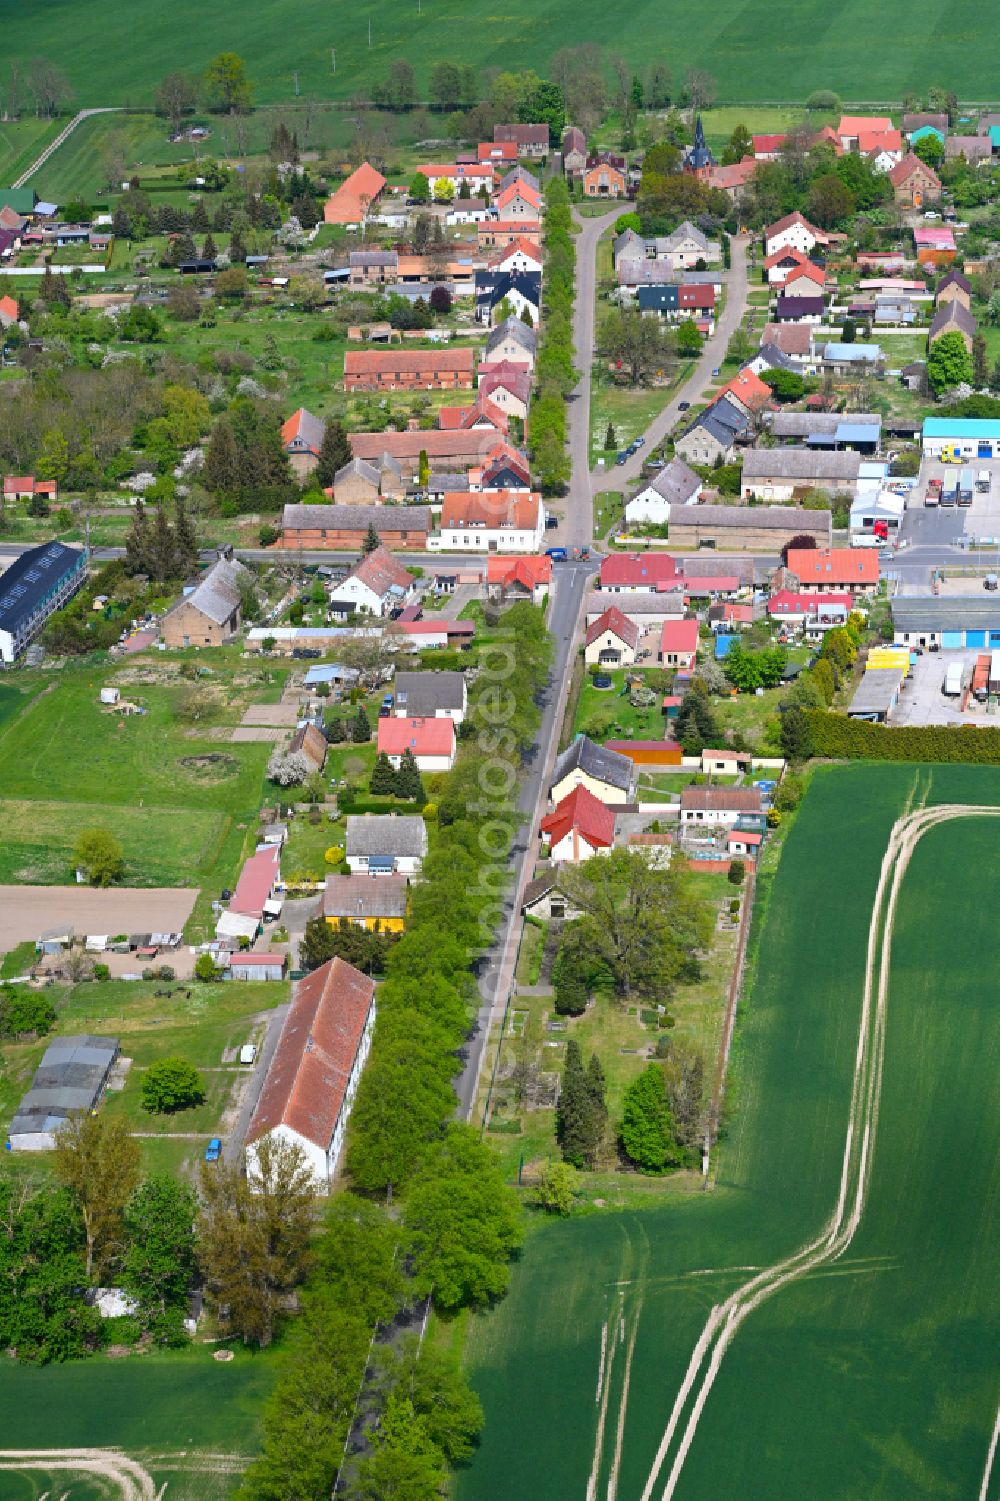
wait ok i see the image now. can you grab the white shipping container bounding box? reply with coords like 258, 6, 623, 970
990, 650, 1000, 694
944, 662, 964, 697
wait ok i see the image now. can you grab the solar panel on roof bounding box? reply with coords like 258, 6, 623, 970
24, 570, 40, 582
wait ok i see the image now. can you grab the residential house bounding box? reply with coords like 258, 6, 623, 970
717, 367, 772, 418
417, 162, 494, 195
495, 123, 549, 158
584, 606, 639, 666
914, 226, 956, 267
477, 219, 541, 249
333, 455, 403, 504
217, 845, 281, 942
475, 270, 541, 326
753, 134, 787, 159
665, 504, 832, 552
903, 112, 949, 136
562, 126, 588, 177
323, 163, 386, 226
279, 502, 431, 552
837, 115, 893, 151
659, 618, 699, 669
928, 298, 976, 353
857, 128, 903, 170
680, 786, 764, 827
484, 553, 552, 604
936, 269, 972, 309
945, 135, 992, 165
437, 394, 510, 435
705, 158, 757, 198
160, 557, 250, 648
550, 734, 635, 806
761, 322, 816, 368
768, 590, 852, 631
599, 552, 681, 594
377, 716, 456, 771
436, 490, 544, 551
0, 294, 18, 327
346, 814, 427, 875
584, 591, 687, 627
763, 247, 814, 286
782, 261, 826, 298
0, 541, 87, 665
477, 360, 531, 423
540, 786, 615, 863
763, 211, 825, 258
343, 348, 475, 392
741, 447, 861, 501
485, 314, 537, 370
478, 140, 518, 164
888, 153, 942, 208
625, 458, 701, 526
289, 723, 327, 773
324, 874, 409, 933
583, 154, 626, 197
774, 294, 825, 323
330, 546, 415, 619
744, 342, 799, 379
486, 236, 542, 277
393, 670, 468, 722
521, 871, 583, 921
494, 181, 541, 218
281, 407, 325, 478
674, 396, 751, 466
785, 546, 879, 595
655, 221, 720, 266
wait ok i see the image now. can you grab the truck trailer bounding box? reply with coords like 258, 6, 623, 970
943, 661, 964, 697
958, 467, 974, 506
990, 650, 1000, 695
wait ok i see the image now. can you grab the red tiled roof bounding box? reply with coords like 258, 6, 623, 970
679, 284, 716, 309
660, 618, 700, 654
768, 589, 852, 615
398, 618, 475, 637
437, 396, 509, 432
857, 128, 902, 154
440, 489, 540, 530
728, 830, 762, 847
889, 152, 941, 189
377, 716, 456, 756
478, 364, 532, 404
485, 554, 551, 586
753, 134, 787, 155
784, 261, 825, 288
599, 552, 680, 589
681, 786, 764, 812
246, 957, 374, 1152
763, 247, 810, 271
718, 367, 772, 412
585, 606, 639, 651
540, 785, 615, 851
838, 114, 892, 137
486, 235, 542, 267
345, 348, 475, 377
230, 846, 280, 920
349, 430, 504, 462
683, 576, 741, 594
324, 162, 387, 224
786, 549, 878, 586
0, 295, 18, 320
350, 545, 414, 596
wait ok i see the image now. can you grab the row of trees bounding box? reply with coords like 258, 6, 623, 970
122, 497, 199, 583
531, 177, 575, 494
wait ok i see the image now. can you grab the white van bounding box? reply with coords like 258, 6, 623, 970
239, 1044, 257, 1066
976, 469, 991, 493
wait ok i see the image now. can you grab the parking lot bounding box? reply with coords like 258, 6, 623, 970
909, 457, 1000, 539
891, 650, 977, 726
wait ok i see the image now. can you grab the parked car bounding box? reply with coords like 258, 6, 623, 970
545, 547, 568, 561
545, 515, 559, 529
678, 401, 690, 411
205, 1138, 222, 1162
615, 451, 628, 466
634, 436, 645, 447
239, 1044, 257, 1066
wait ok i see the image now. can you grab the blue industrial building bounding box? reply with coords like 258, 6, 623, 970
0, 541, 87, 663
921, 418, 1000, 458
892, 597, 1000, 650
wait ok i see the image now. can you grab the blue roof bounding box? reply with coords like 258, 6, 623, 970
910, 125, 944, 144
0, 542, 85, 634
822, 343, 881, 362
836, 421, 880, 442
923, 417, 1000, 438
990, 126, 1000, 148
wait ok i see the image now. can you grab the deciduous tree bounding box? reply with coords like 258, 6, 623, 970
140, 1057, 205, 1114
73, 827, 125, 886
52, 1114, 141, 1279
619, 1064, 681, 1173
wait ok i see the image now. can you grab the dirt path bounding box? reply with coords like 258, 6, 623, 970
638, 799, 1000, 1501
0, 1449, 156, 1500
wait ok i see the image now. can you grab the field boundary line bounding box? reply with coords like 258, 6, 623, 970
12, 107, 121, 187
640, 802, 1000, 1501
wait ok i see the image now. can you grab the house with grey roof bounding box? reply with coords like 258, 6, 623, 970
626, 458, 702, 526
393, 670, 467, 722
741, 446, 861, 501
550, 734, 635, 805
485, 313, 537, 369
161, 556, 250, 648
768, 411, 882, 451
652, 220, 721, 266
674, 396, 751, 467
928, 298, 977, 353
9, 1035, 119, 1150
346, 813, 428, 875
744, 342, 798, 377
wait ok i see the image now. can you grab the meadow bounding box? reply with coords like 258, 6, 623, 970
0, 665, 278, 904
4, 0, 1000, 110
457, 762, 1000, 1500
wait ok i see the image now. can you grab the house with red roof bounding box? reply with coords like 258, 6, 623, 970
659, 617, 699, 669
837, 115, 892, 151
417, 162, 494, 195
785, 547, 878, 595
599, 552, 682, 594
476, 360, 531, 423
377, 716, 456, 771
478, 140, 518, 164
888, 153, 942, 209
767, 589, 852, 629
763, 246, 812, 286
436, 394, 509, 434
331, 546, 416, 619
0, 294, 18, 328
436, 489, 544, 551
764, 212, 826, 259
705, 158, 757, 198
727, 829, 762, 859
540, 785, 616, 863
782, 261, 826, 298
323, 162, 387, 226
584, 606, 639, 666
753, 134, 787, 160
856, 128, 903, 168
281, 407, 325, 478
486, 236, 543, 276
485, 554, 551, 604
216, 845, 281, 942
245, 956, 376, 1188
717, 367, 772, 417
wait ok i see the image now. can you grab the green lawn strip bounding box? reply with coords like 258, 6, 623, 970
593, 489, 624, 541
574, 668, 667, 743
280, 808, 345, 883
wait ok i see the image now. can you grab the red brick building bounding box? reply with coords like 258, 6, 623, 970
343, 348, 475, 392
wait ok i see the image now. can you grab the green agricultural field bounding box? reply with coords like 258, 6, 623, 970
0, 117, 62, 187
458, 763, 1000, 1501
24, 111, 198, 202
0, 1346, 278, 1499
7, 0, 1000, 110
0, 668, 274, 898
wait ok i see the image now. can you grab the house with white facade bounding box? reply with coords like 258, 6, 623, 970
625, 458, 701, 526
434, 490, 545, 551
245, 957, 376, 1190
345, 814, 428, 875
330, 546, 415, 618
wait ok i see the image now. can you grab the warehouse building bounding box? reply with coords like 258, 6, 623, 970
0, 541, 87, 663
9, 1035, 119, 1150
666, 503, 831, 552
892, 597, 1000, 650
921, 417, 1000, 459
741, 447, 861, 501
768, 411, 882, 452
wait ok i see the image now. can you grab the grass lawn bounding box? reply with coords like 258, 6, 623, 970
574, 668, 670, 743
459, 763, 1000, 1501
0, 666, 273, 902
23, 111, 199, 200
593, 489, 625, 540
0, 117, 63, 186
590, 362, 695, 468
0, 1345, 279, 1499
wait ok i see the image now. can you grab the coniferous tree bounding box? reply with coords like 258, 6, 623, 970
586, 1053, 608, 1157
370, 751, 397, 795
326, 715, 347, 744
124, 499, 154, 576
151, 502, 177, 580
173, 495, 199, 571
315, 418, 352, 487
191, 199, 211, 232
352, 705, 371, 743
229, 228, 246, 263
556, 1040, 592, 1169
203, 415, 240, 494
361, 522, 381, 555
395, 746, 424, 804
202, 232, 217, 261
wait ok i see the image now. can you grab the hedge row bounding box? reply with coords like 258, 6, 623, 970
805, 710, 1000, 763
531, 177, 575, 495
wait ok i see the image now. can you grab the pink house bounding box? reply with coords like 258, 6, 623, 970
659, 618, 699, 669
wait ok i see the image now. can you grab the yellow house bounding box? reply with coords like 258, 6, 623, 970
323, 873, 408, 933
549, 734, 635, 807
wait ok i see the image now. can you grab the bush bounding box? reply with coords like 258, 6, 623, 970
140, 1056, 205, 1114
804, 711, 1000, 763
0, 986, 57, 1038
93, 962, 111, 982
194, 952, 220, 981
727, 859, 745, 886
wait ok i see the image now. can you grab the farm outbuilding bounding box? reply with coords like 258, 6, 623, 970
9, 1035, 119, 1151
892, 598, 1000, 650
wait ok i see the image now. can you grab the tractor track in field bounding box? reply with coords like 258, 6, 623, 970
636, 798, 1000, 1501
